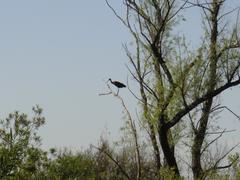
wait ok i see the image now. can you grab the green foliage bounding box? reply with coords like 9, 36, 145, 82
0, 106, 240, 179
229, 153, 240, 179
160, 166, 184, 180
46, 149, 95, 180
0, 105, 45, 179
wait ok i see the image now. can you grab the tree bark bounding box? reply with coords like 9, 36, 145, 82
192, 0, 220, 179
192, 100, 213, 179
158, 116, 179, 175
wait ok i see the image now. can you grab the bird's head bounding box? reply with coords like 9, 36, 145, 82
106, 78, 112, 83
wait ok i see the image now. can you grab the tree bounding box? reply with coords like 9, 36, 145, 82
188, 1, 240, 179
46, 148, 95, 179
106, 0, 240, 178
0, 105, 46, 178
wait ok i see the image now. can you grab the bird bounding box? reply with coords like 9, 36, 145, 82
108, 78, 126, 95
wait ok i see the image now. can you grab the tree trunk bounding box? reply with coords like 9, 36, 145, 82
158, 118, 179, 175
192, 100, 213, 179
191, 1, 220, 179
149, 123, 162, 170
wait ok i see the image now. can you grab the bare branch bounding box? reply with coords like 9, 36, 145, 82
99, 92, 112, 96
217, 43, 240, 60
201, 129, 229, 155
213, 106, 240, 121
218, 7, 240, 21
216, 156, 239, 169
117, 92, 141, 180
167, 77, 240, 128
105, 0, 127, 26
100, 82, 142, 179
206, 129, 236, 135
210, 143, 240, 171
183, 0, 212, 11
125, 64, 159, 101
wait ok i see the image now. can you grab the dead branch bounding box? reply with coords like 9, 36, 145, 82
100, 83, 142, 180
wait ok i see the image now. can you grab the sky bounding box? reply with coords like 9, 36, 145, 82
0, 1, 239, 151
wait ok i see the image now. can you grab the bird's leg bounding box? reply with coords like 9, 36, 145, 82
117, 88, 119, 95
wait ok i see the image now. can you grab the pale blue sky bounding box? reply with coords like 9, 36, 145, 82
0, 0, 132, 150
0, 1, 239, 150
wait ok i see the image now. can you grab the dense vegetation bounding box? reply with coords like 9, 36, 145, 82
0, 106, 167, 179
1, 0, 240, 179
0, 106, 239, 179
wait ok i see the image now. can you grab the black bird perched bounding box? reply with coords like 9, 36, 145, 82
108, 78, 126, 95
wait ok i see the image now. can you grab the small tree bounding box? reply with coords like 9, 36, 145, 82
0, 105, 46, 178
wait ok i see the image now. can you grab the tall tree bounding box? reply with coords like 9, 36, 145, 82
189, 0, 240, 179
107, 0, 240, 178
